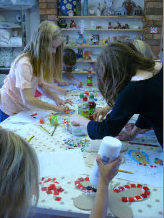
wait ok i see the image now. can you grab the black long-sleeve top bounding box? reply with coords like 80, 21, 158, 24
87, 66, 163, 146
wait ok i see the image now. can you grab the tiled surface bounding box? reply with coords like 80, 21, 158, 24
0, 73, 7, 88
1, 74, 163, 218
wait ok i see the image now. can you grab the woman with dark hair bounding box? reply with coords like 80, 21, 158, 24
70, 41, 163, 147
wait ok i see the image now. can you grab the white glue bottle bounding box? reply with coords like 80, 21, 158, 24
90, 136, 122, 189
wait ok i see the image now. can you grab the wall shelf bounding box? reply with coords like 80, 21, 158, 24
0, 45, 22, 47
61, 28, 143, 31
64, 45, 106, 48
0, 26, 21, 29
60, 13, 144, 73
0, 67, 10, 70
58, 16, 144, 19
77, 60, 96, 62
63, 70, 96, 74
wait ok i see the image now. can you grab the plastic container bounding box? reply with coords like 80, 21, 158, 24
88, 93, 96, 120
87, 70, 92, 86
84, 91, 89, 96
90, 136, 122, 189
78, 93, 84, 115
83, 0, 88, 16
49, 115, 61, 125
81, 96, 89, 118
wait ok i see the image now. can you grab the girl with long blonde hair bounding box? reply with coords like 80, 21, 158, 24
0, 21, 71, 122
0, 128, 39, 218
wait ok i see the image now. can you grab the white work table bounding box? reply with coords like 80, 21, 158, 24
1, 74, 163, 218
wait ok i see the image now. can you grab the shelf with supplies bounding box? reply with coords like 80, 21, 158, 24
58, 16, 144, 19
0, 67, 10, 70
77, 60, 96, 63
59, 4, 144, 73
0, 45, 23, 48
61, 28, 143, 31
0, 26, 22, 29
0, 9, 26, 71
63, 70, 96, 74
64, 45, 106, 48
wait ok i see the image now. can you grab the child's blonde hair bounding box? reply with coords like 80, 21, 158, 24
0, 128, 39, 218
133, 40, 154, 59
19, 21, 63, 82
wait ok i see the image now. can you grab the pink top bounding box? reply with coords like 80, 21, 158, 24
0, 56, 39, 115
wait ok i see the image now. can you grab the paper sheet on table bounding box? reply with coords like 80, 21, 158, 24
9, 109, 53, 124
116, 152, 163, 188
37, 149, 87, 177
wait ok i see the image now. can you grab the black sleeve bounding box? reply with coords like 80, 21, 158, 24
135, 115, 152, 129
87, 84, 140, 139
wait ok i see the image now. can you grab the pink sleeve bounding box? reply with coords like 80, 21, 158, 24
15, 63, 33, 89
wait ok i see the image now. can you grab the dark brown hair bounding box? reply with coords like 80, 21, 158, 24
63, 48, 76, 66
96, 41, 155, 107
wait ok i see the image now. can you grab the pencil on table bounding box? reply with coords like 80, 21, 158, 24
27, 135, 34, 142
128, 142, 159, 147
51, 125, 58, 136
39, 125, 51, 135
118, 169, 133, 174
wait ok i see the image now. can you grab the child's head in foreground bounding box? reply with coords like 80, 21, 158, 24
0, 128, 39, 218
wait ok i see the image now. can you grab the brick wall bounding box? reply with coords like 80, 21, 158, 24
144, 0, 163, 58
38, 0, 58, 23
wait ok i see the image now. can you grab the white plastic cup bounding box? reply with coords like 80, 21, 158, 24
89, 136, 122, 188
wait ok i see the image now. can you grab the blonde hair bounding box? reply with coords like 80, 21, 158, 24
0, 128, 39, 218
133, 40, 154, 59
17, 21, 63, 82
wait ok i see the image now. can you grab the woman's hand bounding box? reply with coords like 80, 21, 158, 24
70, 114, 83, 126
97, 155, 121, 186
124, 123, 135, 132
125, 123, 151, 134
70, 114, 89, 129
116, 130, 133, 141
93, 106, 110, 121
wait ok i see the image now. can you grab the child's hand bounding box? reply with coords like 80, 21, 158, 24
63, 105, 70, 112
55, 86, 67, 96
54, 105, 70, 113
76, 81, 83, 88
59, 80, 69, 86
97, 155, 121, 186
56, 98, 73, 106
56, 99, 65, 106
64, 99, 73, 106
